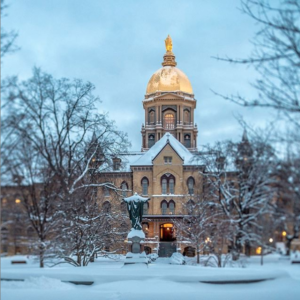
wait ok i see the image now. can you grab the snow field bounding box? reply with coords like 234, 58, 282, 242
1, 254, 300, 300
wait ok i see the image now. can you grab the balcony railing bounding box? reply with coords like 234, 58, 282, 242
144, 121, 195, 129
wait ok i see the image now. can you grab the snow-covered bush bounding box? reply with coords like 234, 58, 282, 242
147, 253, 158, 262
169, 252, 185, 265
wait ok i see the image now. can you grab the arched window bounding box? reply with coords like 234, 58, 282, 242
184, 134, 191, 148
186, 199, 195, 215
149, 110, 155, 124
161, 201, 168, 215
120, 202, 127, 213
121, 182, 128, 197
142, 177, 149, 195
184, 109, 190, 124
169, 178, 175, 194
164, 113, 175, 130
187, 177, 195, 195
148, 134, 155, 148
103, 186, 110, 197
162, 178, 167, 194
169, 200, 175, 214
161, 174, 175, 194
143, 202, 149, 215
102, 201, 111, 213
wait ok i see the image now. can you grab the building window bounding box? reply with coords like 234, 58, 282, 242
161, 201, 168, 215
121, 182, 128, 197
161, 174, 175, 194
102, 201, 111, 213
104, 186, 110, 197
113, 157, 121, 170
169, 178, 175, 194
164, 113, 175, 130
143, 202, 149, 215
142, 177, 149, 195
162, 178, 167, 194
164, 156, 172, 164
184, 134, 191, 148
1, 227, 8, 240
148, 134, 155, 148
149, 110, 155, 124
184, 109, 190, 124
169, 200, 175, 214
187, 177, 195, 195
1, 210, 8, 222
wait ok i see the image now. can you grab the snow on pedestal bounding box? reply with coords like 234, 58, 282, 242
127, 229, 145, 239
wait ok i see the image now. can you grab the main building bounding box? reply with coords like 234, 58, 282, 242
97, 35, 203, 256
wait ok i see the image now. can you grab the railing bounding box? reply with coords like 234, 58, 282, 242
144, 121, 195, 129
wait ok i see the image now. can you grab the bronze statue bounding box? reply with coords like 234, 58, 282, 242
123, 193, 149, 230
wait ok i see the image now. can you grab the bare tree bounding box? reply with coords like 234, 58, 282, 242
1, 0, 19, 60
275, 154, 300, 255
54, 190, 128, 267
199, 133, 277, 259
214, 0, 300, 127
174, 199, 216, 264
2, 68, 130, 266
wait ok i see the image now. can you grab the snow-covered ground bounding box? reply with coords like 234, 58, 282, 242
1, 254, 300, 300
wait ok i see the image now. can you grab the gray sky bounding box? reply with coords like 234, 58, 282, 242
2, 0, 275, 150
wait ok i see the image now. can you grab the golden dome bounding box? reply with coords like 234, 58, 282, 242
146, 35, 193, 95
146, 66, 193, 94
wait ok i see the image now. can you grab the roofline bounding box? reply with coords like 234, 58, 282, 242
151, 139, 184, 163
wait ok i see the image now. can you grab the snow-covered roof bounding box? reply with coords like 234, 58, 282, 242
131, 132, 198, 166
98, 152, 144, 173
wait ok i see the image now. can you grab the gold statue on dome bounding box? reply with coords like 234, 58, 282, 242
165, 35, 173, 52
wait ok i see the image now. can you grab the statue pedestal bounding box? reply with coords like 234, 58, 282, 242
124, 229, 148, 265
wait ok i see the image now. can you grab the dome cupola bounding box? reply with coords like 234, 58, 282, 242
146, 35, 193, 95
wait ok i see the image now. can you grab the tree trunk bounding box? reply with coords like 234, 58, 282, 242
39, 243, 45, 268
260, 245, 264, 266
196, 245, 200, 264
77, 253, 81, 266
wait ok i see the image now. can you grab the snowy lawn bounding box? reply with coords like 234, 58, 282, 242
1, 254, 300, 300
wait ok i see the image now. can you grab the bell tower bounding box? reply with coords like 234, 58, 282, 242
141, 35, 198, 152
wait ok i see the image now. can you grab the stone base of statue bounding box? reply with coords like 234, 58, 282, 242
124, 229, 148, 265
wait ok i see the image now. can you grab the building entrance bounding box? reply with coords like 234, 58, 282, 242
160, 223, 176, 241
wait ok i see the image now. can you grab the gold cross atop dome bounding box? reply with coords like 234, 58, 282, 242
162, 35, 177, 67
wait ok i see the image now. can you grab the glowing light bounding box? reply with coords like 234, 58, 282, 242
205, 237, 211, 243
282, 231, 287, 237
15, 199, 21, 204
256, 247, 262, 255
269, 238, 273, 243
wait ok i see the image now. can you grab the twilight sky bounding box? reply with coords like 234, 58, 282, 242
2, 0, 275, 150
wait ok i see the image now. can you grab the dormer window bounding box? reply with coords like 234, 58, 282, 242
164, 156, 172, 164
112, 157, 121, 170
